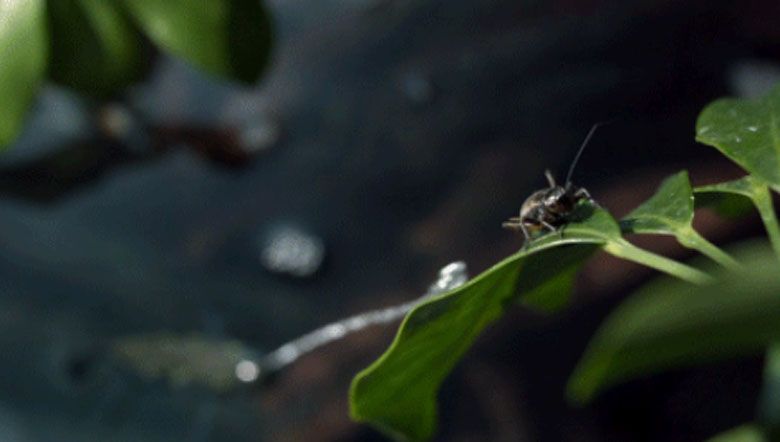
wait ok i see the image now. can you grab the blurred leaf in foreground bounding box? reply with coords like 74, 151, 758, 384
120, 0, 273, 83
707, 424, 766, 442
47, 0, 146, 96
568, 242, 780, 404
0, 0, 47, 147
758, 345, 780, 440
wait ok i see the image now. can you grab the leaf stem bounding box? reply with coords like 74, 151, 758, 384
753, 186, 780, 262
604, 239, 713, 285
680, 230, 742, 272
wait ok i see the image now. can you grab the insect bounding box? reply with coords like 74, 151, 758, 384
502, 122, 607, 243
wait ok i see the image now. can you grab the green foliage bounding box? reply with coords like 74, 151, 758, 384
707, 425, 767, 442
119, 0, 273, 84
0, 0, 47, 147
695, 176, 780, 260
567, 242, 780, 403
621, 170, 741, 270
350, 241, 599, 440
694, 184, 757, 219
350, 206, 709, 441
0, 0, 274, 148
351, 84, 780, 440
47, 0, 146, 96
566, 86, 780, 409
696, 85, 780, 191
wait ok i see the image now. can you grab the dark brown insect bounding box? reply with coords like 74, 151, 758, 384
503, 123, 606, 243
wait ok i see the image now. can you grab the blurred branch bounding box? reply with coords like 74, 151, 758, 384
0, 104, 256, 202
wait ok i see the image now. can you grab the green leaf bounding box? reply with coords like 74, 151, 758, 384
350, 204, 708, 441
568, 242, 780, 404
696, 84, 780, 191
520, 256, 582, 312
695, 180, 780, 442
119, 0, 273, 83
707, 424, 767, 442
351, 246, 599, 439
694, 189, 756, 220
695, 176, 780, 262
0, 0, 47, 147
568, 203, 713, 285
46, 0, 146, 97
621, 170, 741, 271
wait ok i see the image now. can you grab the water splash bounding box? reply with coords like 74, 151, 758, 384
110, 262, 470, 389
256, 261, 469, 375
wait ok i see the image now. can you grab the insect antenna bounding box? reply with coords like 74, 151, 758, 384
564, 120, 613, 188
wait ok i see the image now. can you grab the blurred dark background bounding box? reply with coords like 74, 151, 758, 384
1, 0, 780, 440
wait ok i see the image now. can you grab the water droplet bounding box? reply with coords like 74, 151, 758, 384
698, 126, 711, 134
747, 126, 758, 132
274, 344, 300, 365
259, 225, 325, 278
235, 359, 260, 383
735, 135, 742, 143
322, 323, 347, 339
427, 261, 469, 295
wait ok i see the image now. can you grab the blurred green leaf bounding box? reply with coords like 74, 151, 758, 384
759, 345, 780, 439
621, 170, 740, 270
119, 0, 273, 83
707, 424, 766, 442
350, 204, 708, 441
568, 242, 780, 404
0, 0, 47, 147
695, 176, 780, 261
696, 84, 780, 192
47, 0, 146, 96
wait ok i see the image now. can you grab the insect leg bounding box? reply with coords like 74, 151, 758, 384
542, 218, 567, 239
540, 220, 557, 232
502, 219, 521, 230
519, 222, 532, 248
504, 217, 536, 248
575, 187, 595, 202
